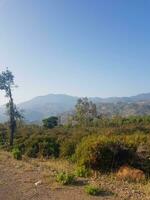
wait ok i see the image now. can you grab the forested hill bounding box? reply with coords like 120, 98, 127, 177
1, 93, 150, 123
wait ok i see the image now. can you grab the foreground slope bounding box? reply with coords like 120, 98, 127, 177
0, 151, 150, 200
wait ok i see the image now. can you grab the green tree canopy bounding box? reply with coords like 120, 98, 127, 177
43, 116, 58, 129
74, 97, 97, 126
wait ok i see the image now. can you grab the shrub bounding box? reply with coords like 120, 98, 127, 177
75, 135, 125, 171
39, 140, 59, 158
0, 126, 8, 146
75, 134, 150, 173
84, 185, 101, 196
75, 166, 91, 177
60, 140, 76, 158
26, 143, 39, 158
24, 135, 60, 158
12, 147, 22, 160
135, 144, 150, 173
56, 172, 75, 185
117, 165, 145, 182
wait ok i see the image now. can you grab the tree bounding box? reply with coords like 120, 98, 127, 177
74, 97, 97, 126
43, 116, 58, 129
0, 69, 22, 146
0, 124, 7, 145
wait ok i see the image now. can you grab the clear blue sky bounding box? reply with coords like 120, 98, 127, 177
0, 0, 150, 105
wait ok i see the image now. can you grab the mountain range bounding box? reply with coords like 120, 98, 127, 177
1, 93, 150, 123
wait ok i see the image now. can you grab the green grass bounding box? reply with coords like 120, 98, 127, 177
84, 185, 102, 196
12, 148, 22, 160
56, 172, 75, 185
75, 166, 91, 177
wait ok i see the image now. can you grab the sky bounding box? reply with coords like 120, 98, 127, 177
0, 0, 150, 105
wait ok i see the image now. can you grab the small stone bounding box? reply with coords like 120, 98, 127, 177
35, 180, 42, 186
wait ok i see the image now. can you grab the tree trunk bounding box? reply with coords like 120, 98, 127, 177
0, 128, 6, 145
8, 88, 16, 146
10, 122, 15, 146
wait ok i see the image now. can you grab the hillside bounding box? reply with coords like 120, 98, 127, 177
1, 93, 150, 123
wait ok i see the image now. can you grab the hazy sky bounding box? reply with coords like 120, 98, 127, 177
0, 0, 150, 105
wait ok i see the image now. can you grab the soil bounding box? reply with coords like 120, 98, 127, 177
0, 151, 149, 200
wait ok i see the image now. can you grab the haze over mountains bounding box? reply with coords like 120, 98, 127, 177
1, 93, 150, 123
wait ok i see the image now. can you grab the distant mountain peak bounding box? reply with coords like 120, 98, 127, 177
0, 92, 150, 123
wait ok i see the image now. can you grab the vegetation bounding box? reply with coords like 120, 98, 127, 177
42, 116, 58, 129
73, 97, 97, 126
23, 134, 60, 158
75, 166, 91, 177
56, 172, 75, 185
1, 71, 150, 199
12, 147, 22, 160
84, 185, 101, 196
1, 114, 150, 175
0, 69, 22, 146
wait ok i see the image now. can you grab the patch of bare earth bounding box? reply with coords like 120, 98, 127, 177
0, 151, 150, 200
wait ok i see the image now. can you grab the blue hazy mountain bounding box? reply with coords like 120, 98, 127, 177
1, 93, 150, 123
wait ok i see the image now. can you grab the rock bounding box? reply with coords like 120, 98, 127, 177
136, 144, 150, 159
116, 165, 145, 181
35, 180, 42, 186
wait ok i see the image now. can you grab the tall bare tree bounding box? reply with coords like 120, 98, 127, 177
0, 69, 20, 146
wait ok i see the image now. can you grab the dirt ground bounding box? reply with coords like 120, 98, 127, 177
0, 151, 150, 200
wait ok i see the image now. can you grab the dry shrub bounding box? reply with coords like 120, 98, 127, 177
117, 165, 145, 182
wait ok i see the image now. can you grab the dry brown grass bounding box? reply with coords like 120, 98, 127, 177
116, 165, 145, 182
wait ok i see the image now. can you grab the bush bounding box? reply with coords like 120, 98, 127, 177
85, 185, 101, 196
56, 172, 75, 185
75, 166, 91, 177
26, 143, 39, 158
121, 134, 150, 173
39, 140, 59, 158
12, 148, 22, 160
24, 135, 60, 158
60, 140, 76, 158
75, 134, 150, 173
135, 144, 150, 173
75, 135, 126, 171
